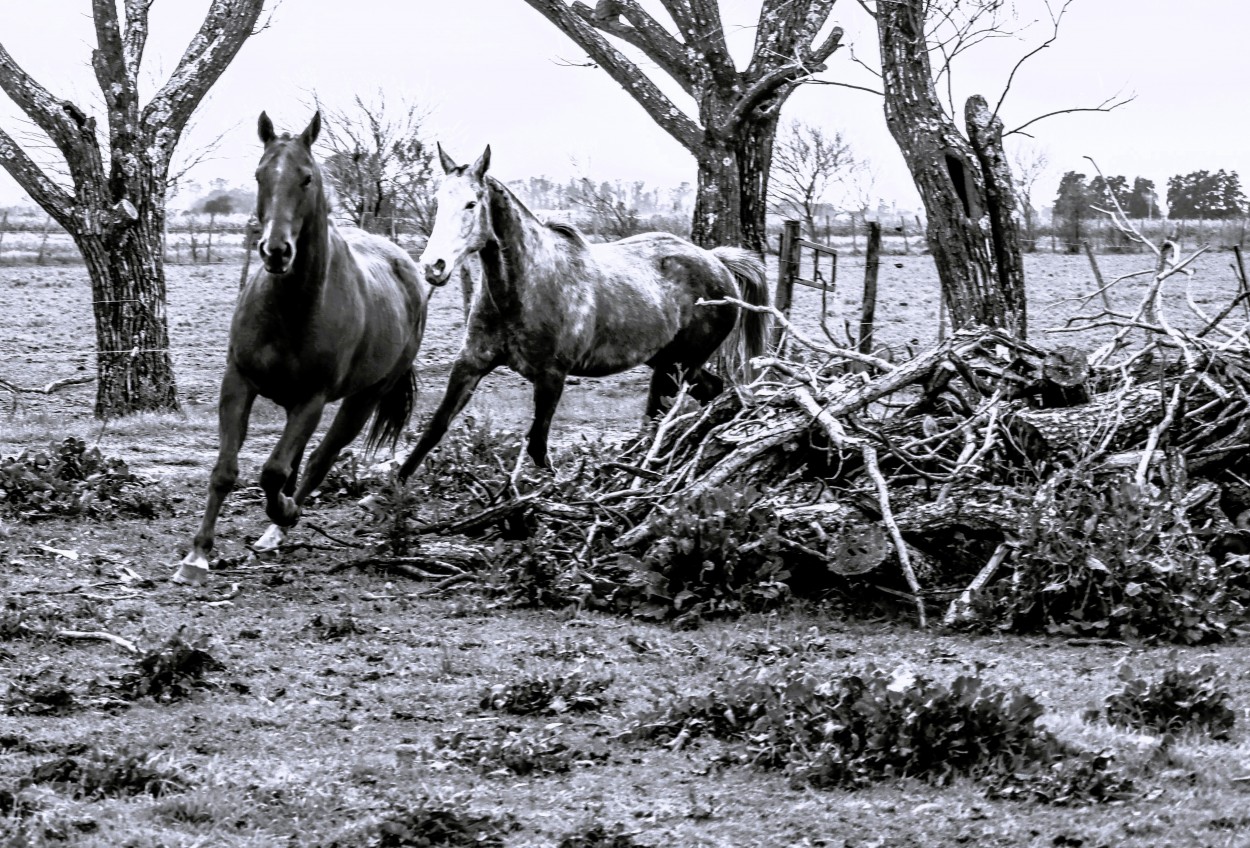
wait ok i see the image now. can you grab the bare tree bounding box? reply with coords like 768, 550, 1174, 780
1010, 141, 1048, 252
568, 177, 643, 240
520, 0, 844, 253
770, 119, 857, 240
0, 1, 266, 417
315, 91, 436, 238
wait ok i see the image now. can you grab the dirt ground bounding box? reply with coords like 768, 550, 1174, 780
2, 249, 1250, 846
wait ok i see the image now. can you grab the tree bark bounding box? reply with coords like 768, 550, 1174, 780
876, 0, 1028, 338
521, 0, 841, 253
0, 0, 265, 417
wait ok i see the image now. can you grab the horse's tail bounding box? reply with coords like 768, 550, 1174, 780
710, 246, 771, 371
364, 365, 417, 455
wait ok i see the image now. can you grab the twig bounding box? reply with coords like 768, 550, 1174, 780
861, 443, 926, 628
305, 522, 366, 548
943, 542, 1010, 626
56, 629, 138, 654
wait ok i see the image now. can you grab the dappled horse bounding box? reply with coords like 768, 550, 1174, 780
174, 112, 439, 585
396, 145, 769, 483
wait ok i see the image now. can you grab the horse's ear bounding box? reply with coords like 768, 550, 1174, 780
258, 111, 275, 145
471, 145, 491, 179
437, 143, 458, 175
300, 111, 321, 148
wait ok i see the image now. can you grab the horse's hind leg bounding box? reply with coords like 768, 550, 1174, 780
254, 393, 380, 552
175, 363, 257, 585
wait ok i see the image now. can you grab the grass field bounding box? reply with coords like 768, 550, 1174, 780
2, 249, 1250, 847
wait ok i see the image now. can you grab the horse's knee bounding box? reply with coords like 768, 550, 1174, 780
208, 462, 238, 496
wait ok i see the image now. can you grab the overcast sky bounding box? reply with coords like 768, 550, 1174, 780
0, 1, 1246, 214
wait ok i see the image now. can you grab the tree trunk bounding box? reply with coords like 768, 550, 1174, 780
77, 216, 178, 417
691, 115, 781, 254
876, 0, 1027, 338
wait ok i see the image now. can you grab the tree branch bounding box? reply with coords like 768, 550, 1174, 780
0, 127, 74, 224
142, 0, 265, 168
521, 0, 701, 151
578, 0, 694, 94
0, 42, 84, 165
1004, 92, 1135, 138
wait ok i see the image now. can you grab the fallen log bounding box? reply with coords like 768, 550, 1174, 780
1005, 386, 1163, 462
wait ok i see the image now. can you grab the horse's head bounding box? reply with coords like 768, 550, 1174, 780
419, 144, 492, 286
254, 111, 323, 276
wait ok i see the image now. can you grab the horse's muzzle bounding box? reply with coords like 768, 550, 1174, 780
422, 259, 452, 287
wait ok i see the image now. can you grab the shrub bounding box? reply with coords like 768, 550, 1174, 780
1101, 659, 1236, 739
0, 437, 169, 519
631, 662, 1130, 803
977, 471, 1248, 643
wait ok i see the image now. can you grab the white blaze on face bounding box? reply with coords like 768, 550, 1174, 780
419, 174, 483, 286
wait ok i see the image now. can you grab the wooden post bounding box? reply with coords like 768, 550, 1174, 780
859, 221, 882, 356
772, 219, 801, 349
898, 214, 910, 255
206, 214, 215, 264
0, 209, 8, 260
35, 215, 52, 265
1082, 240, 1113, 312
239, 216, 260, 289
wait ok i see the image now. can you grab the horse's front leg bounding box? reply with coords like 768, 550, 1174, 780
174, 363, 257, 585
397, 355, 495, 483
258, 396, 327, 535
525, 369, 568, 471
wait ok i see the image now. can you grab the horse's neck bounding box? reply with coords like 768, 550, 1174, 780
481, 180, 546, 306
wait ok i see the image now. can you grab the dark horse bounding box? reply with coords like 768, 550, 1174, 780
396, 145, 769, 483
174, 112, 437, 585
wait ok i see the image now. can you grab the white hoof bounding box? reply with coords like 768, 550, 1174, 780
173, 552, 210, 586
251, 524, 288, 553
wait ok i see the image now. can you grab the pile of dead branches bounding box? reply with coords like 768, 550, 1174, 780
350, 202, 1250, 637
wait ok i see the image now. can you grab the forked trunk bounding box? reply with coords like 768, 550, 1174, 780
76, 217, 179, 417
877, 0, 1027, 338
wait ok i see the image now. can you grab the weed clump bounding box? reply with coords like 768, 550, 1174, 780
432, 725, 607, 777
976, 472, 1249, 643
366, 798, 508, 847
23, 747, 189, 799
631, 662, 1131, 804
116, 629, 225, 702
1100, 659, 1236, 739
558, 823, 655, 848
623, 484, 791, 627
0, 437, 170, 520
479, 672, 612, 716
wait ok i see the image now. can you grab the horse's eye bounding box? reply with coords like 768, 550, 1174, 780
301, 175, 313, 187
466, 201, 477, 210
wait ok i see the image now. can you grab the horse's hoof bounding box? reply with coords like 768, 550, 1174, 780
251, 524, 288, 553
172, 553, 210, 586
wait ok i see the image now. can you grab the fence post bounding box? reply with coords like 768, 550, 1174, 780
898, 214, 910, 255
772, 219, 801, 349
858, 221, 882, 357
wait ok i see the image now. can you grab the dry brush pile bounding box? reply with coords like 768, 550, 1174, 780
339, 223, 1250, 643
